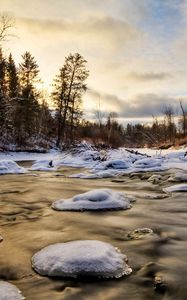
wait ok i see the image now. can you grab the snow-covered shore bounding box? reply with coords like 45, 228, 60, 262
0, 143, 187, 176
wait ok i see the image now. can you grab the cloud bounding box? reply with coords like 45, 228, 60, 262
17, 16, 139, 50
85, 88, 125, 113
85, 90, 187, 119
127, 72, 172, 81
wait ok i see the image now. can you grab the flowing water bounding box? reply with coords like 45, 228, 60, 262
0, 165, 186, 300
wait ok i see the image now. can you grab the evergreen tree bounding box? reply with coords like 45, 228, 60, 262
7, 53, 19, 99
38, 99, 54, 137
18, 51, 40, 144
5, 53, 20, 138
0, 48, 7, 133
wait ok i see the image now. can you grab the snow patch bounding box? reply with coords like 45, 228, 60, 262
133, 158, 162, 169
30, 159, 57, 171
0, 160, 26, 175
32, 240, 132, 278
52, 189, 132, 211
103, 160, 130, 170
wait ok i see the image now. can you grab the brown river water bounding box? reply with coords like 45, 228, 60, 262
0, 164, 187, 300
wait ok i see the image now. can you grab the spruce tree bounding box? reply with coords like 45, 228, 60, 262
7, 53, 19, 99
5, 53, 20, 139
18, 51, 40, 144
0, 48, 7, 133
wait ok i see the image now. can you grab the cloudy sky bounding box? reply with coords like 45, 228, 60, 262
1, 0, 187, 123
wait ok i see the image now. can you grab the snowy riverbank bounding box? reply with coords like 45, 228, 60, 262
0, 142, 187, 176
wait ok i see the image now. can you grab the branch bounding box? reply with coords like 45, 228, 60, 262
0, 14, 14, 42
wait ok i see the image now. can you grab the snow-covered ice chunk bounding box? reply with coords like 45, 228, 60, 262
133, 158, 162, 169
30, 159, 57, 171
32, 240, 132, 278
0, 281, 25, 300
0, 160, 26, 175
168, 173, 187, 182
163, 184, 187, 193
52, 189, 132, 211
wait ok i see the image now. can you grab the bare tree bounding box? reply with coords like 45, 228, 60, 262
179, 99, 187, 138
0, 14, 14, 43
94, 95, 105, 127
163, 104, 176, 143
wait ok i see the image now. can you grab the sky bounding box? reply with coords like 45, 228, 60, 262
1, 0, 187, 124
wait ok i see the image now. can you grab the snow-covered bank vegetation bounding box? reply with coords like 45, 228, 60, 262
0, 142, 187, 176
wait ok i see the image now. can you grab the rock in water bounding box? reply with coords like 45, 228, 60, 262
0, 281, 25, 300
127, 228, 155, 240
52, 189, 132, 211
148, 174, 162, 184
32, 240, 132, 278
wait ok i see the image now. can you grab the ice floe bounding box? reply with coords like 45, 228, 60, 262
52, 189, 132, 211
0, 281, 25, 300
163, 184, 187, 193
0, 160, 26, 175
32, 240, 132, 278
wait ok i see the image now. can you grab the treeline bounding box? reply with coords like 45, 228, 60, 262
0, 48, 89, 150
80, 103, 187, 148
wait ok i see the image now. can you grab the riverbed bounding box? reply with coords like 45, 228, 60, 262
0, 166, 186, 300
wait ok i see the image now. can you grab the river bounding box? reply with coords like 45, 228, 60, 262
0, 164, 186, 300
